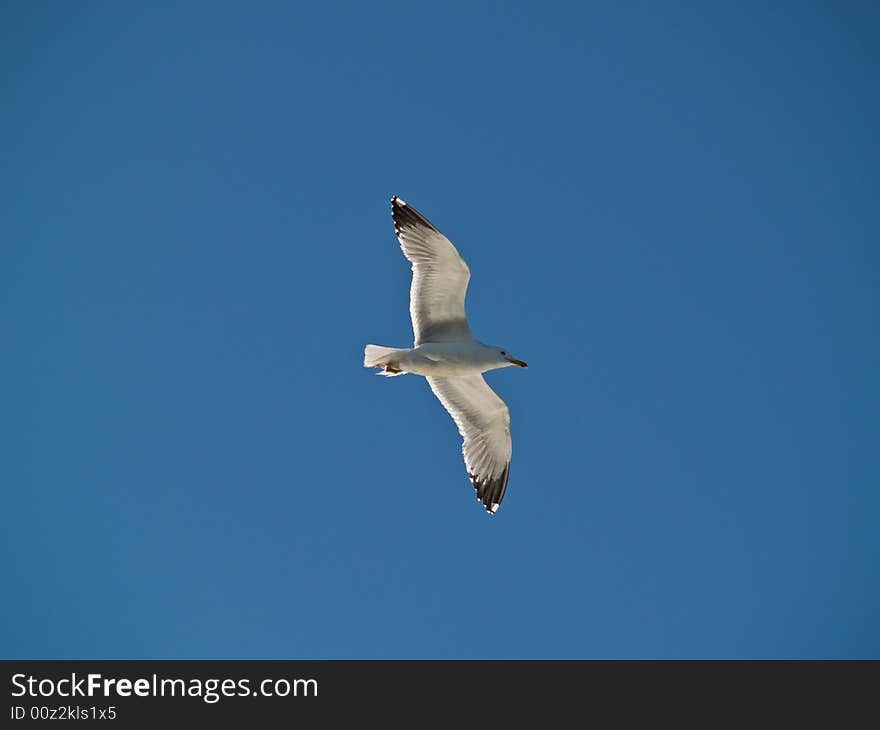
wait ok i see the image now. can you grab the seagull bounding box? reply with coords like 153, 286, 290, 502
364, 196, 528, 514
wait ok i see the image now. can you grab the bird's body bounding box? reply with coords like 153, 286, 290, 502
364, 196, 527, 514
366, 340, 520, 377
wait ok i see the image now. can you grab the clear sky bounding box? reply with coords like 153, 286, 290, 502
2, 1, 878, 659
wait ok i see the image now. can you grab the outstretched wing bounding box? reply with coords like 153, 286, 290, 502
391, 196, 473, 345
426, 374, 512, 514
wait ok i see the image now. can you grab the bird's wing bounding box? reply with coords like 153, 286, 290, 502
426, 374, 512, 514
391, 196, 473, 345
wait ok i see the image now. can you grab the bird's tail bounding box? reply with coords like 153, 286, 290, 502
363, 344, 409, 376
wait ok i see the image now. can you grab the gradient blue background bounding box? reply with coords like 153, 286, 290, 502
3, 1, 878, 658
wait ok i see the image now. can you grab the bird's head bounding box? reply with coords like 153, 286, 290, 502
495, 347, 528, 369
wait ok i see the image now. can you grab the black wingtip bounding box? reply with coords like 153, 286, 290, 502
469, 464, 510, 515
390, 195, 440, 235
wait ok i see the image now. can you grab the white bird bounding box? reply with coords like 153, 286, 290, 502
364, 196, 528, 514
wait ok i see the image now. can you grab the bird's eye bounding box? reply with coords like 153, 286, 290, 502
501, 351, 507, 356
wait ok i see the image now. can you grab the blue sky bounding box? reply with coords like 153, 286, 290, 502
2, 1, 878, 658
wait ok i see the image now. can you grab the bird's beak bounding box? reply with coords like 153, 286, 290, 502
507, 358, 528, 368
